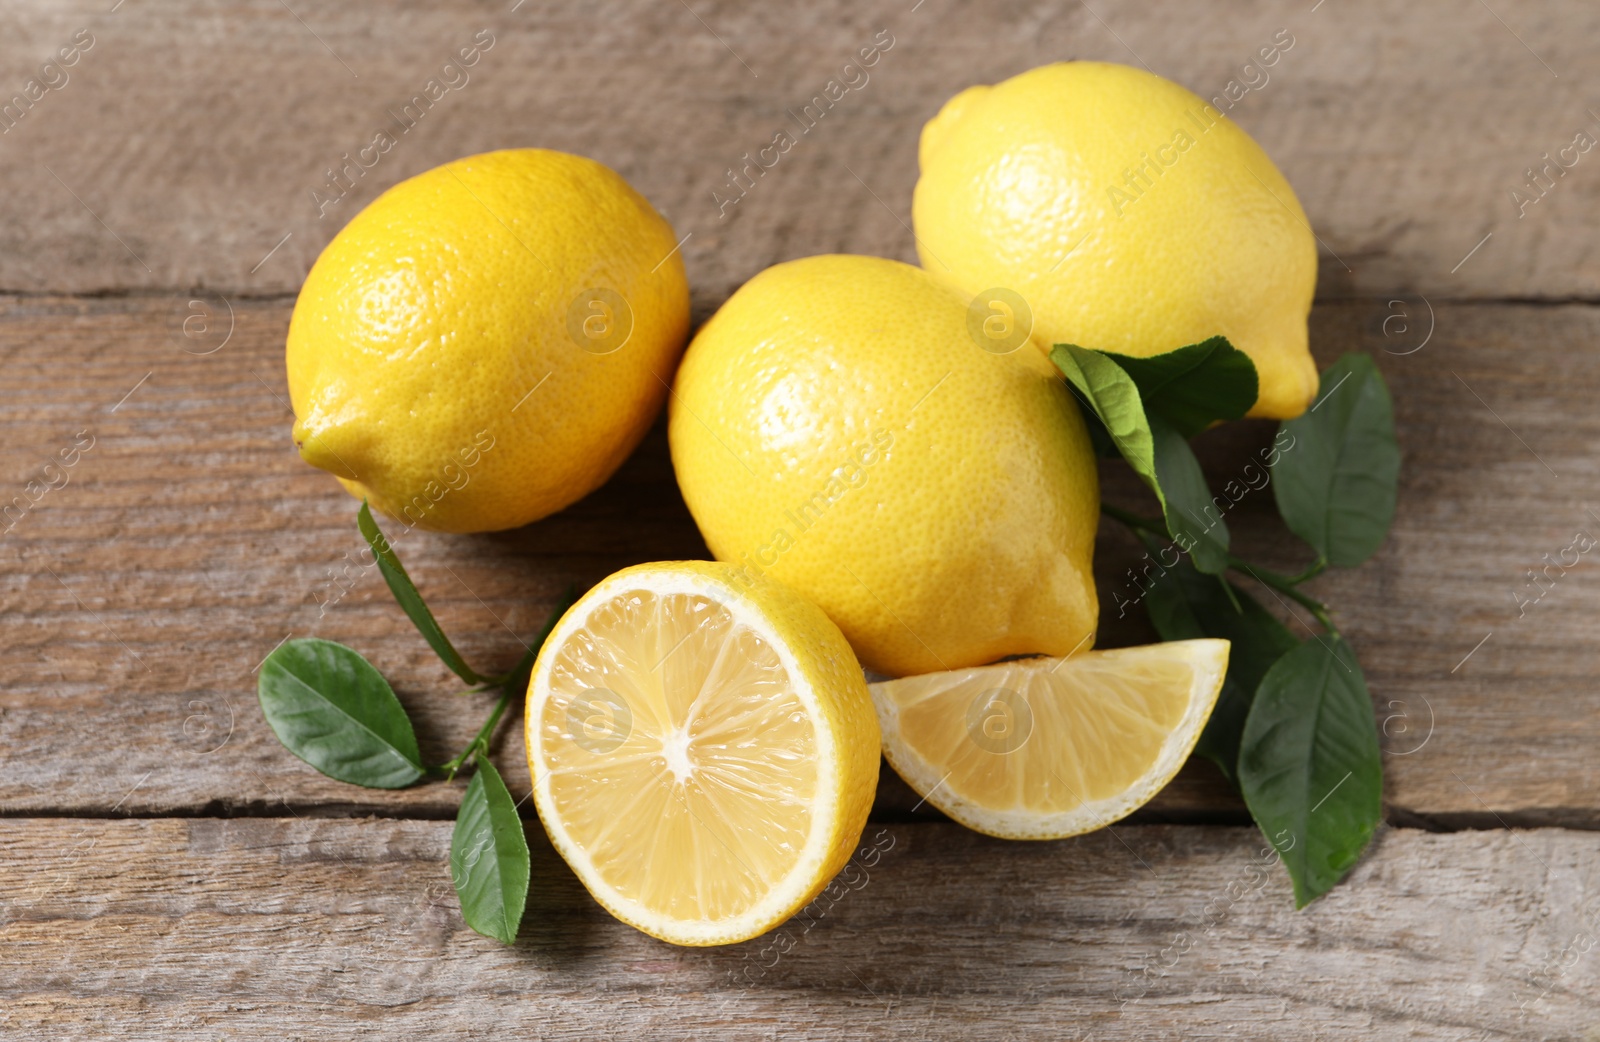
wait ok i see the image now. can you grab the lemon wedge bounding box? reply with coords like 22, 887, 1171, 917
871, 640, 1228, 840
526, 561, 880, 945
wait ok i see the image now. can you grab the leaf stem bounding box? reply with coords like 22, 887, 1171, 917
434, 588, 579, 779
1103, 502, 1337, 632
1228, 557, 1337, 633
1214, 573, 1243, 614
1285, 557, 1329, 585
439, 687, 515, 780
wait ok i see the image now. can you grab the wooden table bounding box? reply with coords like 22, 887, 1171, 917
4, 1, 1598, 1037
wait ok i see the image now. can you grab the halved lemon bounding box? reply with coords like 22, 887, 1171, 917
871, 640, 1228, 840
526, 561, 880, 946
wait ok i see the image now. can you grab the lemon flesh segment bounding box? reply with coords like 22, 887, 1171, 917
871, 639, 1229, 840
543, 591, 815, 920
527, 562, 878, 946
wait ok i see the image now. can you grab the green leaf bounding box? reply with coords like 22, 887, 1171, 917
1271, 354, 1400, 568
1143, 556, 1300, 784
1064, 381, 1122, 458
257, 638, 424, 788
1055, 342, 1242, 573
358, 501, 487, 685
451, 754, 530, 944
1238, 636, 1382, 907
1103, 336, 1259, 437
1050, 344, 1162, 503
1150, 415, 1229, 574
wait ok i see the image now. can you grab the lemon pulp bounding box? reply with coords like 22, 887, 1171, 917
872, 639, 1228, 840
539, 589, 818, 921
527, 561, 879, 946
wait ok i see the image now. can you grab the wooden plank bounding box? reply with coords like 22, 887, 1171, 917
3, 817, 1597, 1038
2, 294, 1597, 821
0, 1, 1596, 300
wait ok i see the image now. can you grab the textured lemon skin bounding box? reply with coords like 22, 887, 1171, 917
913, 62, 1318, 420
669, 255, 1099, 678
286, 149, 690, 533
525, 560, 880, 946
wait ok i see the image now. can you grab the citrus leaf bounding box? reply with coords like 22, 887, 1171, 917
1055, 344, 1230, 571
1103, 336, 1259, 437
257, 638, 424, 788
1238, 636, 1382, 908
1271, 354, 1400, 568
1064, 381, 1122, 458
358, 500, 488, 685
1150, 415, 1229, 574
1050, 344, 1162, 505
451, 754, 530, 944
1144, 555, 1300, 784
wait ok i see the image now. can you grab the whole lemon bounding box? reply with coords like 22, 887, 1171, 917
913, 61, 1318, 419
669, 254, 1099, 678
287, 149, 690, 533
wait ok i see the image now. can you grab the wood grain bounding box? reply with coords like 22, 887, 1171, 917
5, 1, 1600, 1034
4, 817, 1598, 1039
0, 291, 1232, 819
0, 0, 1595, 302
2, 294, 1598, 824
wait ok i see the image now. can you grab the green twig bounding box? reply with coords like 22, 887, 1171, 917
1228, 556, 1337, 633
487, 585, 577, 692
438, 687, 515, 780
1214, 573, 1243, 614
1103, 502, 1336, 631
1284, 557, 1329, 585
434, 588, 578, 778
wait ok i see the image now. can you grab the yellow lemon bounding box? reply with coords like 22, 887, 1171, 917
286, 149, 690, 533
913, 61, 1318, 419
871, 639, 1228, 839
669, 254, 1099, 678
525, 560, 879, 946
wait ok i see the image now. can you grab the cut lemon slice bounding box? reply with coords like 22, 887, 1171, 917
871, 640, 1228, 840
526, 561, 880, 946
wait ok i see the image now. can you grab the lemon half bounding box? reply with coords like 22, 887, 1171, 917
871, 639, 1228, 840
526, 561, 880, 945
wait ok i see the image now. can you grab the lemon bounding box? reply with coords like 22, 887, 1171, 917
525, 560, 880, 946
286, 149, 690, 533
913, 62, 1318, 419
668, 254, 1099, 678
871, 639, 1228, 840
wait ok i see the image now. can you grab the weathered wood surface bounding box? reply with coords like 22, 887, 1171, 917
0, 0, 1595, 302
4, 295, 1599, 822
4, 818, 1598, 1040
6, 1, 1600, 1036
